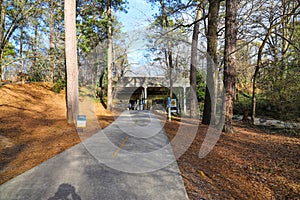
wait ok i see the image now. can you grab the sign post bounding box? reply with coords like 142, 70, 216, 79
171, 99, 177, 113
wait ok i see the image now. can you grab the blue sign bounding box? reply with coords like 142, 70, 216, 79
77, 115, 86, 128
167, 97, 171, 108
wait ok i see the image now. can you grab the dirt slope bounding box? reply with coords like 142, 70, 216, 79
0, 83, 81, 184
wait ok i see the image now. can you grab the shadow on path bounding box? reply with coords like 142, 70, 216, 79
48, 183, 81, 200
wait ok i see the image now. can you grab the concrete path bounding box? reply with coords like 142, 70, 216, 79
0, 111, 188, 200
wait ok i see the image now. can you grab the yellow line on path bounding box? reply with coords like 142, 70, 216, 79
112, 136, 129, 158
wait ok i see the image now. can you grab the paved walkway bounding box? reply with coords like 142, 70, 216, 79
0, 110, 188, 200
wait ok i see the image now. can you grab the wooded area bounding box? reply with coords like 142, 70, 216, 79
0, 0, 299, 198
0, 0, 299, 127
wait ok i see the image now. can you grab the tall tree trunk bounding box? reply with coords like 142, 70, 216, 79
0, 0, 5, 85
49, 0, 55, 83
280, 0, 290, 81
159, 0, 174, 121
190, 4, 202, 118
223, 0, 237, 133
0, 52, 3, 85
158, 0, 173, 99
33, 22, 38, 71
65, 0, 79, 124
167, 41, 174, 100
251, 33, 269, 124
251, 1, 299, 124
20, 26, 23, 72
107, 0, 113, 111
202, 0, 220, 125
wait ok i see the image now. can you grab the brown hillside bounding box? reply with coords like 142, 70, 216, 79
0, 83, 80, 184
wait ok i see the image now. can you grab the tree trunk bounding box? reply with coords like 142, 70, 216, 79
168, 43, 173, 99
223, 0, 237, 133
202, 0, 220, 125
190, 4, 202, 118
251, 65, 259, 124
49, 0, 55, 83
251, 29, 273, 124
281, 0, 289, 81
32, 21, 38, 73
158, 0, 174, 99
107, 0, 113, 111
250, 1, 299, 125
64, 0, 79, 124
0, 1, 5, 85
20, 26, 23, 72
0, 52, 3, 85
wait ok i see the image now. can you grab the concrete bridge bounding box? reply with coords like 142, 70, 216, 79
114, 76, 191, 114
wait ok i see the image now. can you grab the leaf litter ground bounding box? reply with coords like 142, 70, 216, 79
0, 83, 299, 199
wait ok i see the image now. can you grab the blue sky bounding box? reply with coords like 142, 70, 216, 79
116, 0, 159, 75
116, 0, 157, 32
114, 0, 195, 76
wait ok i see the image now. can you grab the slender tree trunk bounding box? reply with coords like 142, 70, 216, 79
20, 26, 23, 72
202, 0, 220, 125
49, 0, 55, 83
160, 0, 174, 121
0, 52, 3, 84
64, 0, 79, 124
33, 22, 38, 71
0, 0, 3, 43
251, 35, 267, 124
251, 1, 299, 124
159, 0, 173, 99
168, 42, 173, 99
223, 0, 237, 133
281, 0, 290, 81
107, 0, 113, 111
251, 66, 259, 124
190, 4, 202, 118
0, 1, 5, 85
251, 30, 275, 124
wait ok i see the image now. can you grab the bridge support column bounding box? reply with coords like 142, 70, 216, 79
144, 86, 147, 110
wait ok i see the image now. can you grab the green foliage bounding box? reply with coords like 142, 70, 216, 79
3, 42, 16, 57
52, 78, 66, 93
27, 59, 48, 82
234, 94, 251, 115
96, 63, 108, 98
258, 65, 300, 121
235, 64, 300, 121
196, 70, 206, 101
76, 0, 128, 54
2, 42, 16, 69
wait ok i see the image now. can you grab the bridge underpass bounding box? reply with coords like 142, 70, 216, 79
113, 76, 190, 114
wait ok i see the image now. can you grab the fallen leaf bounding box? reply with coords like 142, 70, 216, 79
197, 170, 206, 177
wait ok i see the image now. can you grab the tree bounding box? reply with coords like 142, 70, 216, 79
223, 0, 237, 133
65, 0, 79, 124
157, 0, 174, 99
76, 0, 128, 110
190, 2, 203, 118
250, 0, 300, 124
146, 0, 186, 98
48, 0, 55, 83
0, 0, 41, 84
107, 0, 113, 111
202, 0, 221, 125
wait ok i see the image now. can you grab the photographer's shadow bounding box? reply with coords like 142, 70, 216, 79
48, 183, 81, 200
